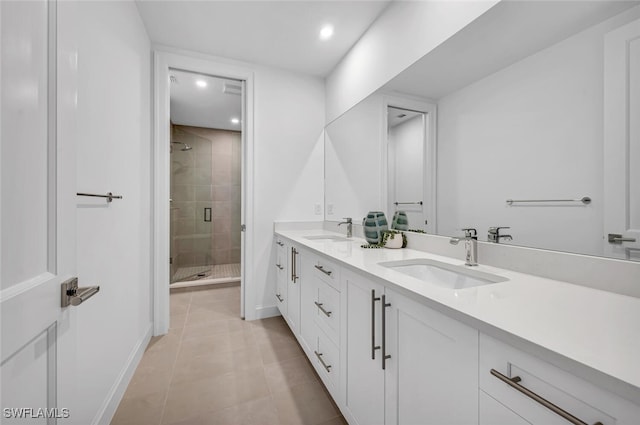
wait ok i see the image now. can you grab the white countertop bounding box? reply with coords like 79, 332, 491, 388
275, 228, 640, 400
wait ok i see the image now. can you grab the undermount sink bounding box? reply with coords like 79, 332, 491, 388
378, 258, 508, 290
304, 235, 351, 242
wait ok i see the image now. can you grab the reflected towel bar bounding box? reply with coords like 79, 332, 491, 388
506, 197, 591, 205
77, 192, 123, 202
394, 201, 423, 206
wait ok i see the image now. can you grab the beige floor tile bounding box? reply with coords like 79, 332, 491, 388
114, 285, 348, 425
111, 389, 166, 425
169, 313, 187, 329
317, 416, 349, 425
259, 335, 306, 365
264, 355, 319, 394
162, 367, 270, 424
272, 380, 340, 425
164, 396, 280, 425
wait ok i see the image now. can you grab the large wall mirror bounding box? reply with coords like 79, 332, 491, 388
324, 1, 640, 261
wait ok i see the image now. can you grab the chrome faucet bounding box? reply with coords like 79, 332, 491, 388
450, 228, 478, 267
338, 217, 353, 238
488, 227, 513, 243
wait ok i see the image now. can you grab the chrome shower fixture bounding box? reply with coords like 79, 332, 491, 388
171, 141, 192, 151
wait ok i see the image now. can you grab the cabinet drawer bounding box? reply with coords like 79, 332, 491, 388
312, 256, 340, 291
314, 278, 340, 346
480, 333, 640, 425
314, 328, 340, 395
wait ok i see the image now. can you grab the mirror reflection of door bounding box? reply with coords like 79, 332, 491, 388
387, 106, 427, 231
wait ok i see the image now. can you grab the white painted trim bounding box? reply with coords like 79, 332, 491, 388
0, 272, 57, 302
254, 305, 280, 320
94, 325, 153, 425
152, 48, 255, 334
381, 94, 437, 233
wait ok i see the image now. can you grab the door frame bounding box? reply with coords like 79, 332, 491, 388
381, 94, 437, 234
152, 49, 254, 335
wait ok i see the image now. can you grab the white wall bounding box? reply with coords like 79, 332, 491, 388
437, 6, 640, 256
58, 1, 152, 423
325, 0, 498, 123
251, 66, 325, 317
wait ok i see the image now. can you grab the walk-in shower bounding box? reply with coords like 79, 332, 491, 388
168, 70, 243, 288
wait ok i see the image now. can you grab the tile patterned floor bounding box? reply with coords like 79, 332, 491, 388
111, 285, 346, 425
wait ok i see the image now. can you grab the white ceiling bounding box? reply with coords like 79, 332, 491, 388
135, 0, 391, 77
170, 70, 242, 130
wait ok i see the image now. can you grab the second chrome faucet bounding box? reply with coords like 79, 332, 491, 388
338, 217, 353, 238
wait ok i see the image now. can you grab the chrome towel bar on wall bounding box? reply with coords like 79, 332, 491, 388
506, 196, 591, 205
77, 192, 123, 202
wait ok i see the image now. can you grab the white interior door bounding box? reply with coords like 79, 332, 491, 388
604, 18, 640, 260
1, 0, 78, 422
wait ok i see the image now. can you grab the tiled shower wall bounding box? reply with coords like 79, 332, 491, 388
171, 125, 241, 273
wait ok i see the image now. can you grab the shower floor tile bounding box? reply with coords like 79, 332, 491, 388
172, 263, 241, 283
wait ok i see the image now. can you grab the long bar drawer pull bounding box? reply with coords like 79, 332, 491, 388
314, 301, 332, 317
77, 192, 123, 202
275, 293, 284, 302
371, 289, 381, 359
314, 265, 332, 276
276, 241, 284, 247
314, 351, 332, 373
275, 263, 284, 270
490, 369, 603, 425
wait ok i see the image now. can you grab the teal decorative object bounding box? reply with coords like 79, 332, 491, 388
391, 211, 409, 231
363, 211, 388, 244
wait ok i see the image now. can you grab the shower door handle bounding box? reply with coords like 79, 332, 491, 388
204, 208, 212, 222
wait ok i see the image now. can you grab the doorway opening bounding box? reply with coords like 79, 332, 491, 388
387, 106, 429, 232
168, 70, 243, 289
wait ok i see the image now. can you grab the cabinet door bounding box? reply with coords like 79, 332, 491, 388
385, 288, 479, 425
299, 253, 318, 357
342, 270, 385, 425
480, 390, 531, 425
275, 239, 287, 315
286, 245, 301, 334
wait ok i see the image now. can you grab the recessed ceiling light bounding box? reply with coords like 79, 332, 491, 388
319, 25, 334, 41
231, 118, 240, 124
195, 80, 207, 88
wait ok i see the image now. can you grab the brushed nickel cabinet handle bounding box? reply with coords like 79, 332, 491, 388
276, 240, 284, 247
490, 369, 603, 425
291, 248, 299, 282
381, 294, 391, 370
314, 264, 332, 276
275, 263, 284, 270
314, 351, 332, 373
314, 301, 332, 317
371, 289, 381, 360
276, 293, 284, 303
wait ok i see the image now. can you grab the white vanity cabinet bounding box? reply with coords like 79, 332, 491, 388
274, 237, 301, 334
274, 237, 288, 316
299, 251, 342, 396
341, 268, 479, 425
479, 333, 640, 425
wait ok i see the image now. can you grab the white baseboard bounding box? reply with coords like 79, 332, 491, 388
94, 324, 153, 425
253, 305, 280, 320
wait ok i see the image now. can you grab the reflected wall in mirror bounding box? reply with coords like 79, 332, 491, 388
324, 1, 640, 261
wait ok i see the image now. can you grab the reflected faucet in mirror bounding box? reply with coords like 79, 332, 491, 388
488, 227, 513, 243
